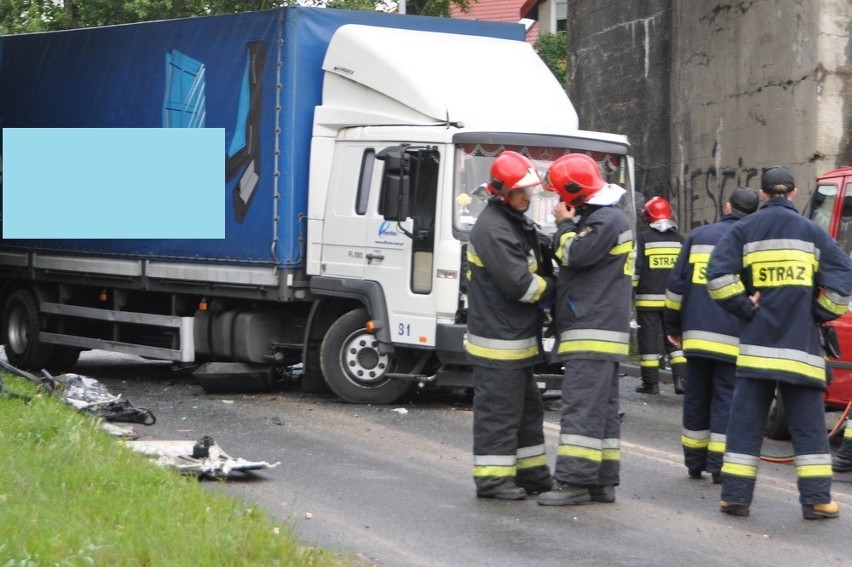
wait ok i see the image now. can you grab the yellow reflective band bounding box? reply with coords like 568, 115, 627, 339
466, 342, 540, 361
681, 436, 709, 450
466, 249, 484, 268
708, 279, 745, 301
689, 252, 710, 264
473, 465, 516, 478
737, 354, 825, 382
610, 241, 633, 256
646, 246, 681, 256
670, 356, 686, 365
845, 427, 852, 440
522, 274, 548, 303
708, 440, 726, 454
818, 292, 849, 316
555, 232, 577, 263
664, 298, 682, 311
601, 448, 620, 462
623, 248, 635, 276
721, 462, 758, 479
517, 454, 548, 470
683, 338, 739, 358
636, 300, 665, 308
557, 340, 629, 356
750, 260, 813, 288
795, 464, 833, 478
744, 248, 818, 268
557, 444, 602, 462
639, 359, 660, 368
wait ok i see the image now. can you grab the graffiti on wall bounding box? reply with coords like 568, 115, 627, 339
639, 160, 761, 231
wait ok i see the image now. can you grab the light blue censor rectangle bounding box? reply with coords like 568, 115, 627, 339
3, 128, 225, 239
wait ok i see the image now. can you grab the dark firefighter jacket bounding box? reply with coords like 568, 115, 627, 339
664, 212, 746, 363
552, 204, 633, 362
634, 226, 684, 310
465, 200, 554, 368
706, 198, 852, 388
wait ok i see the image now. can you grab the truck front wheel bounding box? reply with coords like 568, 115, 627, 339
2, 289, 55, 371
320, 308, 414, 404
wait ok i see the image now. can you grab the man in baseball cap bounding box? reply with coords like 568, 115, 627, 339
761, 166, 796, 194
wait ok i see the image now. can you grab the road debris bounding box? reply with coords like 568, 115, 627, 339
126, 436, 280, 479
0, 358, 156, 430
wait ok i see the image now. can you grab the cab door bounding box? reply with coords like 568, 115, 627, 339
319, 145, 376, 279
365, 146, 441, 348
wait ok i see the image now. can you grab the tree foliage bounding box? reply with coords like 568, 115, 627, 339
0, 0, 474, 34
534, 32, 568, 89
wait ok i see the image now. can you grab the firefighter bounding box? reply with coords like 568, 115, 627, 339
707, 166, 852, 519
634, 196, 685, 394
466, 150, 555, 500
536, 153, 633, 506
664, 187, 759, 483
833, 419, 852, 472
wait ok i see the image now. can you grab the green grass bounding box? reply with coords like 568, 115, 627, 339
0, 373, 353, 567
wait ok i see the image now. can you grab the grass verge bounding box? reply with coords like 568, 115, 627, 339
0, 373, 353, 566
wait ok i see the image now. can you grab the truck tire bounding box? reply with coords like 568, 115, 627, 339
320, 308, 414, 404
2, 289, 55, 371
765, 385, 791, 440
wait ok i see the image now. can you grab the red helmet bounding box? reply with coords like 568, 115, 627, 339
643, 196, 673, 222
544, 153, 606, 207
487, 151, 542, 204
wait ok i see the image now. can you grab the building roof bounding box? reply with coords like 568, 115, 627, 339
450, 0, 541, 43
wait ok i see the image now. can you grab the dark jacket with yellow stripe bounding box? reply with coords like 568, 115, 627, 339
552, 205, 633, 362
633, 226, 683, 310
706, 198, 852, 388
664, 212, 746, 363
465, 200, 554, 368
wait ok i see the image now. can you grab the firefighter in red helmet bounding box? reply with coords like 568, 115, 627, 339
466, 150, 555, 500
536, 153, 633, 506
634, 196, 685, 394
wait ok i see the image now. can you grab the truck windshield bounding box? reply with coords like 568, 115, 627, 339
453, 143, 631, 236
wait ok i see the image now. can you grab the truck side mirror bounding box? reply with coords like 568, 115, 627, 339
377, 147, 412, 221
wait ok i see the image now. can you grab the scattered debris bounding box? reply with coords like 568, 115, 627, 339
126, 436, 280, 479
390, 407, 408, 415
61, 373, 156, 425
0, 359, 156, 429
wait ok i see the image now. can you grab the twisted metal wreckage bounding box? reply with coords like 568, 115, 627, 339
0, 359, 279, 479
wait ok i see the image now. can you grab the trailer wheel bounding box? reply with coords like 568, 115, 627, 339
765, 385, 791, 440
320, 308, 414, 404
2, 289, 54, 371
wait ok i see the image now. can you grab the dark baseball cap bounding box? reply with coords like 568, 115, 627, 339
761, 166, 795, 192
729, 186, 759, 214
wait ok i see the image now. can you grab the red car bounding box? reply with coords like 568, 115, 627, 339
765, 166, 852, 439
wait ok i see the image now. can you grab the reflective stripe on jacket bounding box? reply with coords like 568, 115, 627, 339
634, 227, 683, 310
664, 212, 745, 362
466, 201, 551, 368
706, 198, 852, 387
552, 205, 633, 361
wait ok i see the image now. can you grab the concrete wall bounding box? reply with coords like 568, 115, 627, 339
567, 0, 852, 230
566, 0, 673, 214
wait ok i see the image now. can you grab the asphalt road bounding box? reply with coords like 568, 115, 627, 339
72, 352, 852, 567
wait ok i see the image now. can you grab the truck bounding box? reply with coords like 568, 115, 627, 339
0, 7, 636, 404
764, 166, 852, 438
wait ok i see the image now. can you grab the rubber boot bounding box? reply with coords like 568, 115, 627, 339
832, 437, 852, 472
671, 364, 685, 395
636, 367, 660, 395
